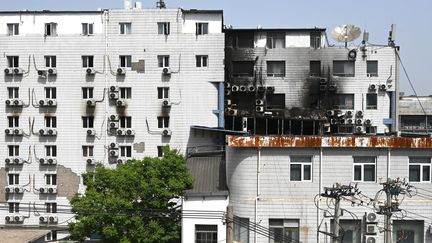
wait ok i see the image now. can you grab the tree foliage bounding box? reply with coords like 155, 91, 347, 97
69, 147, 193, 243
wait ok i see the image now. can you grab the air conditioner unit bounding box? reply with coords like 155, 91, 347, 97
39, 128, 57, 136
355, 119, 363, 125
109, 142, 119, 149
355, 126, 364, 134
324, 125, 331, 133
109, 114, 119, 121
356, 111, 363, 117
326, 110, 336, 117
162, 99, 172, 107
86, 99, 96, 106
87, 129, 96, 136
256, 99, 264, 106
46, 157, 57, 165
248, 85, 256, 92
339, 118, 346, 124
239, 85, 247, 92
47, 68, 57, 75
330, 119, 338, 125
5, 186, 14, 193
109, 92, 119, 100
328, 84, 337, 91
116, 128, 126, 136
13, 68, 23, 75
13, 215, 24, 222
109, 149, 119, 157
117, 67, 126, 75
5, 99, 23, 107
109, 86, 119, 92
117, 158, 127, 164
369, 84, 377, 91
13, 187, 24, 194
257, 86, 265, 93
39, 99, 57, 107
231, 85, 239, 92
364, 119, 373, 126
116, 99, 127, 107
5, 215, 15, 223
225, 89, 231, 96
266, 86, 275, 93
47, 187, 57, 194
48, 216, 58, 223
4, 68, 14, 75
162, 67, 171, 75
225, 99, 232, 107
126, 129, 135, 136
225, 82, 231, 89
9, 157, 24, 165
86, 158, 95, 165
39, 187, 48, 193
366, 212, 378, 223
319, 78, 328, 85
379, 84, 387, 91
38, 70, 47, 76
39, 216, 49, 223
162, 128, 172, 136
365, 236, 378, 243
345, 110, 354, 117
86, 68, 96, 75
5, 128, 23, 136
319, 85, 327, 91
226, 108, 237, 116
366, 224, 379, 234
346, 118, 353, 125
109, 121, 119, 129
256, 106, 264, 112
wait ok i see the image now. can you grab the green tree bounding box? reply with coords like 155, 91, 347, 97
69, 147, 193, 243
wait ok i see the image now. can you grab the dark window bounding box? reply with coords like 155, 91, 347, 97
82, 23, 94, 35
158, 55, 170, 67
82, 87, 94, 99
119, 22, 132, 35
196, 23, 208, 35
45, 23, 57, 36
157, 116, 170, 128
232, 61, 254, 77
82, 56, 94, 68
269, 219, 299, 243
45, 56, 56, 68
310, 61, 321, 76
335, 94, 354, 109
235, 32, 254, 48
82, 116, 94, 128
353, 157, 376, 182
46, 203, 57, 213
367, 61, 378, 77
7, 87, 19, 99
45, 87, 56, 99
7, 56, 19, 68
195, 225, 217, 243
366, 94, 377, 110
266, 94, 285, 110
290, 157, 312, 182
267, 61, 285, 77
234, 217, 249, 243
267, 32, 285, 49
8, 145, 19, 156
409, 157, 431, 182
157, 87, 169, 99
8, 203, 19, 213
310, 31, 321, 49
196, 55, 208, 67
119, 55, 132, 68
8, 174, 19, 185
158, 22, 170, 35
120, 116, 132, 128
44, 116, 57, 128
333, 61, 355, 77
120, 87, 132, 99
157, 146, 164, 157
120, 146, 132, 157
7, 23, 19, 36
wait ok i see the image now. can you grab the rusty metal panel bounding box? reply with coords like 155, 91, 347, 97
227, 135, 432, 149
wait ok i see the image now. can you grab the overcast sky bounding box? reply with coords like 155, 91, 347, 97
5, 0, 432, 95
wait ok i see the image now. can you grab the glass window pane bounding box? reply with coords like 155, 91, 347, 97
364, 165, 375, 181
409, 165, 420, 182
354, 165, 362, 181
290, 164, 301, 181
304, 165, 311, 181
422, 165, 430, 181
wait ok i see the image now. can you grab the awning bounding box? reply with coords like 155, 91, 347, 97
0, 229, 50, 243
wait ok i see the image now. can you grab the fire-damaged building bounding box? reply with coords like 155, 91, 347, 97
224, 27, 399, 136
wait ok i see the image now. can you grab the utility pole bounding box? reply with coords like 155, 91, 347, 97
332, 197, 341, 243
226, 205, 234, 243
380, 178, 402, 243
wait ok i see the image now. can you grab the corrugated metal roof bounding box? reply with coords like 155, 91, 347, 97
186, 156, 228, 197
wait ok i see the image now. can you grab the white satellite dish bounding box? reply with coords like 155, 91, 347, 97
331, 24, 362, 46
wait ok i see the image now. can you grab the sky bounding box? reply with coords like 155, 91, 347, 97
4, 0, 432, 95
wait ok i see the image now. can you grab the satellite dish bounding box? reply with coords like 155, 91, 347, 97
331, 25, 361, 45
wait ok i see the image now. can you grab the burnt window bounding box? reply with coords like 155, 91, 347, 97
333, 61, 355, 77
234, 32, 254, 48
310, 61, 321, 76
267, 32, 285, 49
232, 61, 254, 77
310, 31, 321, 49
266, 94, 285, 110
335, 94, 354, 109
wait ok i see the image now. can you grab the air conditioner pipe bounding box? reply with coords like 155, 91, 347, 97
145, 117, 164, 135
24, 145, 32, 164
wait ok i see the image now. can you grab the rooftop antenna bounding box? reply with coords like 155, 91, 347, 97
331, 24, 361, 47
156, 0, 166, 9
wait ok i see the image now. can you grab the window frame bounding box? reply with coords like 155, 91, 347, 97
44, 22, 57, 37
8, 145, 19, 157
7, 87, 19, 99
157, 146, 164, 157
309, 61, 321, 77
366, 93, 377, 110
157, 22, 170, 35
45, 87, 57, 99
81, 23, 94, 36
82, 116, 94, 128
82, 87, 94, 99
45, 145, 57, 157
82, 55, 94, 68
8, 202, 19, 213
335, 94, 354, 110
7, 23, 19, 36
119, 55, 132, 68
120, 146, 132, 158
333, 60, 355, 77
310, 31, 321, 49
119, 87, 132, 99
119, 116, 132, 128
44, 56, 57, 68
157, 116, 170, 128
119, 22, 132, 35
7, 116, 19, 128
82, 145, 94, 157
157, 87, 169, 99
409, 157, 431, 183
45, 174, 57, 186
8, 173, 19, 185
367, 60, 378, 77
46, 202, 57, 213
290, 156, 312, 182
44, 116, 57, 128
353, 156, 376, 182
196, 55, 208, 68
196, 22, 209, 35
195, 224, 217, 243
7, 56, 19, 68
157, 55, 170, 68
266, 61, 286, 77
266, 32, 285, 49
269, 219, 300, 243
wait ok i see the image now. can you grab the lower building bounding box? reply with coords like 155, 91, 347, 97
226, 135, 432, 243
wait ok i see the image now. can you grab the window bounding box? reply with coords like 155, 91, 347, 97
267, 32, 285, 49
120, 116, 132, 128
120, 87, 132, 99
267, 61, 285, 77
82, 87, 94, 99
46, 203, 57, 213
119, 22, 132, 35
157, 146, 164, 157
232, 61, 254, 77
366, 94, 377, 110
409, 157, 431, 182
45, 174, 57, 185
45, 145, 57, 157
82, 116, 94, 128
120, 146, 132, 158
393, 220, 424, 243
310, 61, 321, 76
46, 231, 57, 241
45, 56, 56, 68
158, 116, 170, 128
45, 87, 57, 99
195, 224, 217, 243
9, 202, 19, 213
269, 219, 299, 243
310, 31, 321, 49
367, 61, 378, 77
8, 174, 19, 185
82, 146, 94, 157
44, 116, 57, 128
44, 23, 57, 36
7, 116, 19, 128
234, 32, 254, 48
8, 145, 19, 157
7, 23, 19, 36
119, 55, 132, 68
290, 156, 312, 181
157, 87, 169, 99
7, 56, 19, 68
7, 87, 19, 99
196, 23, 209, 35
335, 94, 354, 110
234, 217, 249, 243
331, 220, 361, 243
158, 55, 170, 68
353, 157, 376, 182
82, 23, 94, 35
196, 55, 208, 67
82, 56, 94, 68
333, 61, 355, 77
158, 22, 170, 35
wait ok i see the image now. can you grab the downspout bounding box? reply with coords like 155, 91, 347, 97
387, 148, 391, 180
218, 82, 225, 128
104, 10, 109, 161
255, 147, 261, 243
317, 147, 323, 243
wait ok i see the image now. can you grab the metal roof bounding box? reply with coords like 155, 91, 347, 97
181, 9, 223, 14
0, 10, 103, 14
186, 156, 228, 197
224, 27, 326, 32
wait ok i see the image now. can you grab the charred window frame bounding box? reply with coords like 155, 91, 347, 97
267, 61, 285, 77
367, 60, 378, 77
366, 94, 377, 110
232, 61, 254, 77
310, 61, 321, 76
333, 60, 355, 77
267, 32, 285, 49
234, 32, 254, 48
310, 31, 321, 49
